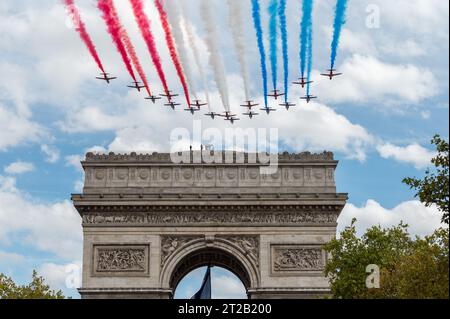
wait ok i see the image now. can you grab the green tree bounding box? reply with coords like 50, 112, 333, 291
0, 270, 65, 299
324, 222, 449, 299
324, 220, 414, 299
376, 228, 449, 299
403, 135, 449, 224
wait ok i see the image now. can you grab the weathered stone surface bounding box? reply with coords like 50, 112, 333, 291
272, 245, 325, 273
73, 152, 347, 299
93, 245, 150, 277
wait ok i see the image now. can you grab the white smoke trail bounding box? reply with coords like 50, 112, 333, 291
200, 0, 230, 112
164, 0, 197, 100
227, 0, 251, 101
179, 2, 211, 110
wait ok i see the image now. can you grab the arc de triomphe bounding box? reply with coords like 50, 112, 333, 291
72, 151, 347, 299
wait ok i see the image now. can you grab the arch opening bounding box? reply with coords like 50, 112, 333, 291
174, 266, 247, 299
169, 248, 252, 299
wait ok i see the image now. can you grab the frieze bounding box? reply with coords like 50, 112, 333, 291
82, 210, 339, 227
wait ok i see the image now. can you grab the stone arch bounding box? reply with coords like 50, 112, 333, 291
160, 239, 260, 297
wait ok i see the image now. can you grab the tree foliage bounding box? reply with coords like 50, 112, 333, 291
403, 135, 449, 224
0, 270, 65, 299
324, 222, 449, 299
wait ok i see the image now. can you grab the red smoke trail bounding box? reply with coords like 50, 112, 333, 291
105, 0, 151, 96
121, 31, 152, 96
129, 0, 169, 98
64, 0, 105, 73
97, 0, 137, 82
154, 0, 190, 106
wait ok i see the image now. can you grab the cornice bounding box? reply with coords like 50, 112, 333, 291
83, 151, 336, 164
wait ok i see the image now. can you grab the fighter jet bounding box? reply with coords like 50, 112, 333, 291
293, 77, 313, 88
165, 101, 181, 110
280, 102, 296, 110
224, 117, 240, 124
128, 81, 146, 92
260, 107, 277, 115
240, 101, 259, 119
160, 91, 179, 101
267, 89, 285, 100
96, 72, 117, 84
242, 110, 259, 119
190, 100, 208, 110
240, 101, 259, 109
145, 95, 162, 104
219, 111, 238, 120
205, 112, 219, 120
184, 107, 201, 115
300, 94, 318, 103
320, 69, 343, 80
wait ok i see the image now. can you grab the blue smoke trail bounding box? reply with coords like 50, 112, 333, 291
268, 0, 278, 91
300, 0, 313, 79
278, 0, 288, 102
251, 0, 268, 108
330, 0, 348, 69
306, 24, 313, 96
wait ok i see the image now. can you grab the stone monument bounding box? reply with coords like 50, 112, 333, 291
72, 151, 347, 299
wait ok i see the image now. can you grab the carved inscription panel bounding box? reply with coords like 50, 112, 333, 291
93, 244, 150, 277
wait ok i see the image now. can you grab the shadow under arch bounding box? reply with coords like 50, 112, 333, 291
161, 239, 260, 298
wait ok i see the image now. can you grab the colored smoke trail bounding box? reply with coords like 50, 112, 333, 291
330, 0, 348, 69
154, 0, 190, 106
268, 0, 279, 91
129, 0, 169, 98
278, 0, 288, 102
306, 24, 313, 96
180, 13, 211, 109
121, 29, 152, 97
97, 0, 136, 82
251, 0, 268, 108
165, 0, 197, 100
64, 0, 105, 74
200, 0, 230, 112
227, 0, 251, 101
299, 0, 313, 79
100, 0, 150, 96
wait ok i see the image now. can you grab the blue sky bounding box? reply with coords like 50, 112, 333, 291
0, 0, 448, 299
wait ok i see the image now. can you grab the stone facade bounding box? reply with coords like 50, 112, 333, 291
72, 151, 347, 299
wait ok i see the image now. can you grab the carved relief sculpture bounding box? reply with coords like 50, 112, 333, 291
93, 245, 149, 275
272, 246, 324, 273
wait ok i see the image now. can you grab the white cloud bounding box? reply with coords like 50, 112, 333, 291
74, 180, 84, 193
61, 93, 373, 162
377, 142, 435, 169
0, 251, 25, 265
338, 200, 443, 238
4, 161, 34, 175
212, 274, 247, 299
420, 111, 431, 120
315, 55, 438, 106
38, 261, 82, 297
65, 155, 83, 172
0, 104, 46, 151
0, 175, 82, 260
41, 144, 60, 164
380, 39, 426, 58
